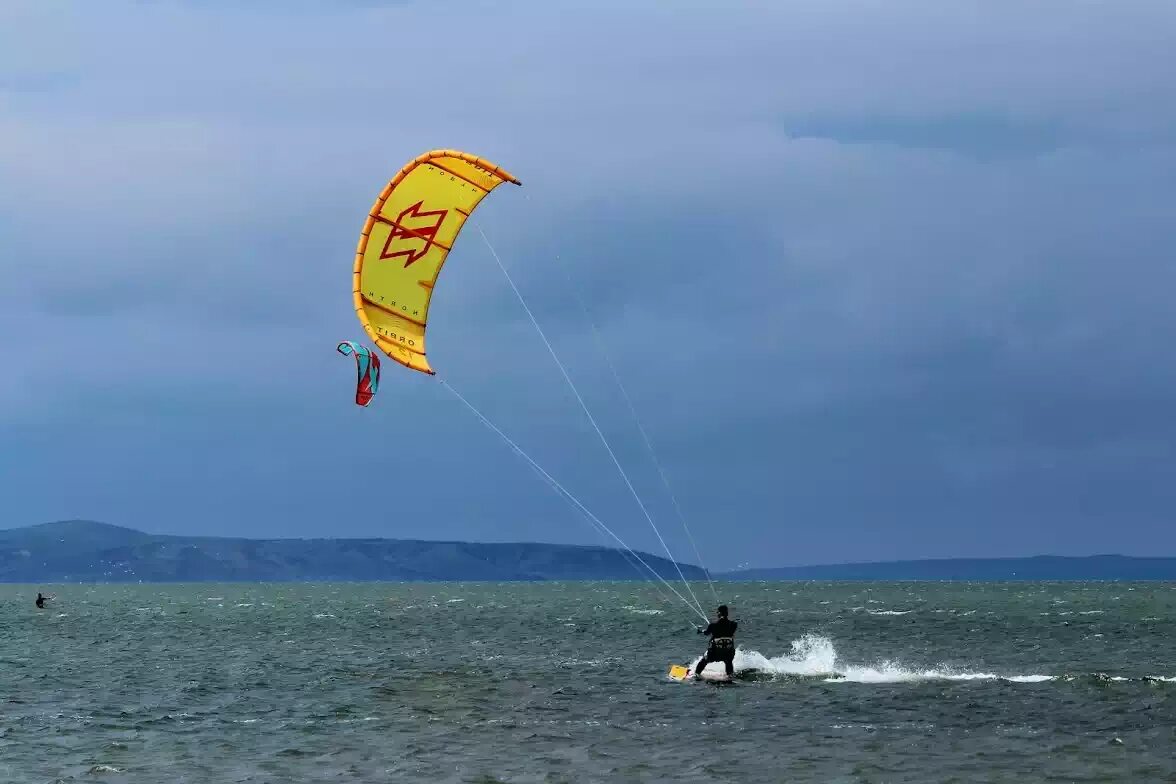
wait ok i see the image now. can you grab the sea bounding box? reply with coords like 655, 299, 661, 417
1, 581, 1174, 783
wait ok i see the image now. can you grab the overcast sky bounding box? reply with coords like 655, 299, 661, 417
2, 0, 1175, 570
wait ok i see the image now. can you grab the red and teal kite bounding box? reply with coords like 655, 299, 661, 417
336, 341, 381, 407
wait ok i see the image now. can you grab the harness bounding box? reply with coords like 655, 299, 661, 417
709, 636, 735, 650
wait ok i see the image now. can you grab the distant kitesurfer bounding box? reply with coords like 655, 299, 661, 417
694, 604, 737, 680
35, 593, 48, 609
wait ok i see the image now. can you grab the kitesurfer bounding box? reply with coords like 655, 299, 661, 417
35, 592, 48, 609
694, 604, 737, 679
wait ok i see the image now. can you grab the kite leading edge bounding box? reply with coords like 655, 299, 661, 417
352, 149, 521, 375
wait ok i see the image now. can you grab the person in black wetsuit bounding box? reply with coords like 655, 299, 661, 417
35, 593, 48, 609
694, 604, 738, 679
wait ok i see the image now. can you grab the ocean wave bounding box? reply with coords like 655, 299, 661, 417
725, 635, 1052, 684
720, 637, 1176, 685
1056, 673, 1176, 684
87, 765, 126, 775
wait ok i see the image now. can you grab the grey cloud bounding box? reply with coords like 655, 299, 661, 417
2, 0, 1175, 567
783, 113, 1069, 158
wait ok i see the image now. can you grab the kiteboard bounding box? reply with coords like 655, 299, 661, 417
668, 660, 733, 683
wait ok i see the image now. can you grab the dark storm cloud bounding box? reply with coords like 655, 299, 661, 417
2, 0, 1175, 569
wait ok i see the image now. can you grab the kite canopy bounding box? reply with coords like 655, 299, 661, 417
352, 149, 521, 375
336, 341, 381, 407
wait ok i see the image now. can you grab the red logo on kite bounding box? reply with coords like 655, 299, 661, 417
380, 201, 448, 268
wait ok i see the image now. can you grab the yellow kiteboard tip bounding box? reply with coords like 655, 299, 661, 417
668, 664, 690, 681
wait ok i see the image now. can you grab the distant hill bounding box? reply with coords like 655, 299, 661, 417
719, 555, 1176, 581
0, 520, 708, 583
7, 521, 1169, 584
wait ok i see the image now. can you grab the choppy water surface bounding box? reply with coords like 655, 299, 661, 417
2, 581, 1174, 782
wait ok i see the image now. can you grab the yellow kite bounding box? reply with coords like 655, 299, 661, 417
352, 149, 521, 374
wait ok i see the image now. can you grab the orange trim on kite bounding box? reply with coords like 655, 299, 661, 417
424, 149, 521, 187
375, 335, 430, 363
376, 342, 434, 373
